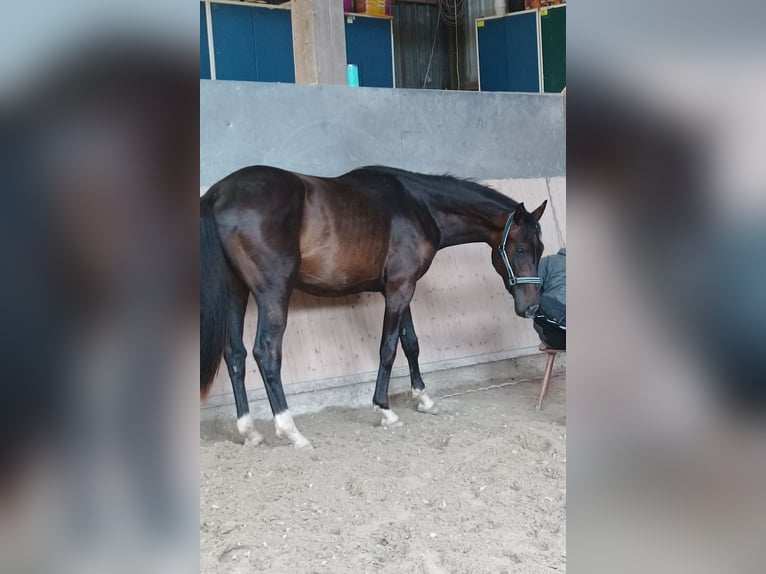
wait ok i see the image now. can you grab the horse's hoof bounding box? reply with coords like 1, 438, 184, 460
413, 391, 437, 414
277, 428, 312, 449
381, 420, 404, 428
378, 408, 403, 428
293, 438, 314, 450
274, 411, 313, 449
237, 415, 264, 445
417, 402, 439, 415
244, 433, 265, 446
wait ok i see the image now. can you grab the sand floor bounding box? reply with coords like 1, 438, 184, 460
200, 373, 566, 574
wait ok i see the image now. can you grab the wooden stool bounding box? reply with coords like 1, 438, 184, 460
537, 343, 563, 410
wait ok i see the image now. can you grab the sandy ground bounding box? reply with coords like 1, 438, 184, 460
200, 374, 566, 574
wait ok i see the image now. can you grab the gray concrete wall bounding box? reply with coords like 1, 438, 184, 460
200, 81, 565, 186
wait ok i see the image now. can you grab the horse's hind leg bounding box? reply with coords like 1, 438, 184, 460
223, 275, 263, 445
252, 291, 312, 449
399, 306, 436, 413
373, 282, 416, 427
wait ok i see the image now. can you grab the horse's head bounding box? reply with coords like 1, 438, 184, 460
492, 201, 547, 318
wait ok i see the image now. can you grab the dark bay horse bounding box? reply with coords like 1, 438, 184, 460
200, 165, 546, 448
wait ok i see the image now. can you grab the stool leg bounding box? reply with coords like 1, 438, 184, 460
537, 352, 556, 410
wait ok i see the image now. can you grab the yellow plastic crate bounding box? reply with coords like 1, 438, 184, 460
353, 0, 390, 17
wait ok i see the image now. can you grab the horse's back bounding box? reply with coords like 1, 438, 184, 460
213, 165, 305, 211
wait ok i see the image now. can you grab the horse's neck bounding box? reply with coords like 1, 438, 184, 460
424, 183, 515, 249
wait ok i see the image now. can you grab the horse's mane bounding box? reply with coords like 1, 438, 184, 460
352, 166, 542, 254
352, 165, 519, 214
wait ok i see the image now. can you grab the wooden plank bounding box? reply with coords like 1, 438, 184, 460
292, 0, 347, 84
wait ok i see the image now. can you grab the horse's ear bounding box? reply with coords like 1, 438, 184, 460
530, 200, 547, 221
514, 203, 526, 223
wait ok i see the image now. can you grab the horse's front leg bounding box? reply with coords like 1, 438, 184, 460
399, 306, 436, 413
373, 283, 415, 427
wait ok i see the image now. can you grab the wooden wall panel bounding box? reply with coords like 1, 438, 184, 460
202, 177, 566, 409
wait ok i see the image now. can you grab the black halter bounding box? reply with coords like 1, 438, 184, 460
492, 210, 542, 293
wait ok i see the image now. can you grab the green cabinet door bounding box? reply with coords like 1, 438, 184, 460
540, 5, 566, 93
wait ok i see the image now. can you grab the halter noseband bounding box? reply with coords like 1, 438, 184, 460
492, 210, 542, 293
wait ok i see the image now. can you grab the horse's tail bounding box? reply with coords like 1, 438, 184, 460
200, 188, 230, 399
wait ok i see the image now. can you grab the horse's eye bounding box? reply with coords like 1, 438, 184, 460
516, 247, 526, 255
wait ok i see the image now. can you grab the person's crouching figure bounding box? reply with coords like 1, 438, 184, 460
534, 248, 566, 350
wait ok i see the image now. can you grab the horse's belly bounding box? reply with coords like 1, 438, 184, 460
296, 249, 383, 294
297, 184, 388, 294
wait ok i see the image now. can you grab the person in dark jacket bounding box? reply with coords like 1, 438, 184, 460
534, 248, 566, 350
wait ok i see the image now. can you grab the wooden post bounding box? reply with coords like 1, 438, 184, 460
291, 0, 347, 85
537, 349, 558, 410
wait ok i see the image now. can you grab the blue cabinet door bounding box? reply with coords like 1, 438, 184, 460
345, 16, 393, 88
478, 11, 540, 93
211, 3, 258, 81
252, 8, 295, 83
505, 11, 539, 93
211, 3, 294, 83
477, 18, 508, 92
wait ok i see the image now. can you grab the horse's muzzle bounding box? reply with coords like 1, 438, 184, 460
521, 304, 539, 319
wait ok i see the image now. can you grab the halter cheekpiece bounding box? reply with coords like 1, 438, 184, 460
492, 210, 542, 293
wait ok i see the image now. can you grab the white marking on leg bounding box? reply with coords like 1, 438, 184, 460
274, 411, 312, 449
236, 414, 264, 445
412, 389, 437, 413
376, 406, 402, 428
